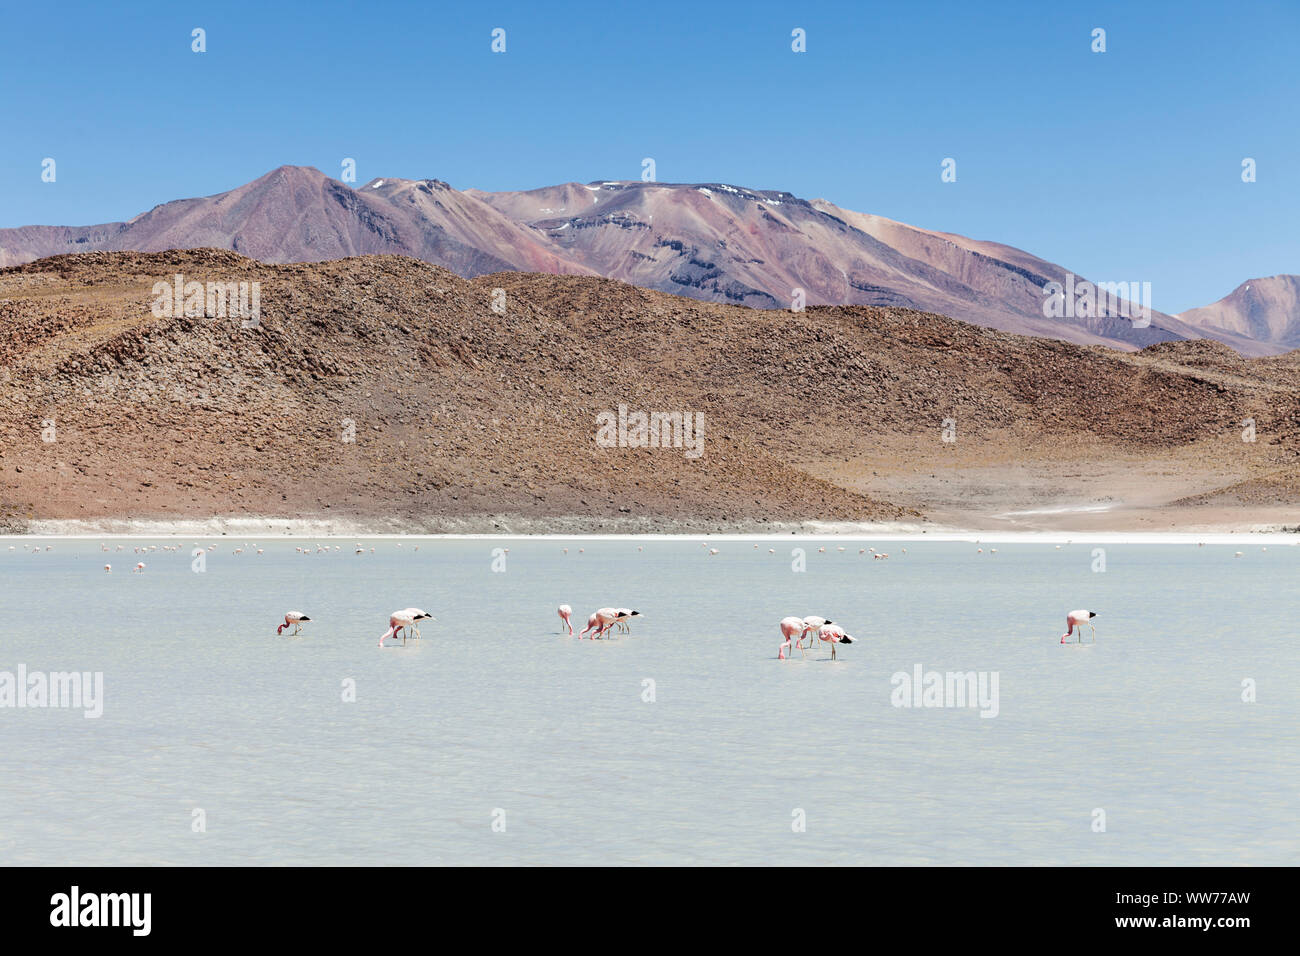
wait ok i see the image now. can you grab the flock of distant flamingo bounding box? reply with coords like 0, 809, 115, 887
273, 604, 1096, 656
41, 536, 1278, 657
279, 540, 1095, 655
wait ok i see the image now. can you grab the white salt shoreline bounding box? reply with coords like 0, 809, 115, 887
9, 514, 1300, 545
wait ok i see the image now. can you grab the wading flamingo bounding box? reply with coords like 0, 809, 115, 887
379, 608, 435, 647
278, 611, 311, 635
1061, 609, 1097, 644
815, 623, 855, 660
612, 608, 643, 634
557, 604, 573, 635
579, 607, 630, 640
778, 616, 810, 660
800, 616, 834, 652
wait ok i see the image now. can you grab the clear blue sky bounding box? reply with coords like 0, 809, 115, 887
2, 0, 1296, 312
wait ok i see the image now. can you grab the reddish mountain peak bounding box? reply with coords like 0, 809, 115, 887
1179, 275, 1300, 348
1, 167, 1290, 355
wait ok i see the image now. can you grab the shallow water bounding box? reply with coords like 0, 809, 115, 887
1, 537, 1296, 865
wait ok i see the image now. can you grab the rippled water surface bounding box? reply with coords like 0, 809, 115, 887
1, 537, 1296, 865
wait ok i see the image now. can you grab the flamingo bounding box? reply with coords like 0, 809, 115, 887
778, 616, 810, 660
578, 607, 629, 640
611, 608, 643, 634
278, 611, 311, 636
800, 615, 834, 651
557, 604, 573, 635
815, 622, 855, 660
1061, 609, 1097, 644
578, 609, 610, 639
133, 562, 145, 573
378, 608, 435, 647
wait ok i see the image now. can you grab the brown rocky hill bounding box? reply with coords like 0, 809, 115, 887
0, 250, 1296, 532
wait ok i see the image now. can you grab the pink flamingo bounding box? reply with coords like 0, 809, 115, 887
778, 616, 810, 660
800, 616, 834, 652
277, 611, 311, 635
1061, 609, 1097, 644
578, 607, 625, 640
611, 608, 643, 634
557, 604, 573, 635
815, 623, 855, 660
378, 608, 435, 647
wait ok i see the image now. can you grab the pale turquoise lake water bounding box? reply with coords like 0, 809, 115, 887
1, 537, 1296, 865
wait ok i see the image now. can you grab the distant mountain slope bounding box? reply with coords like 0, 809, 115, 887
0, 166, 1287, 355
471, 180, 1157, 347
0, 167, 593, 279
1179, 275, 1300, 349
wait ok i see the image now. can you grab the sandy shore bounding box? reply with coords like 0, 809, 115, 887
807, 437, 1299, 535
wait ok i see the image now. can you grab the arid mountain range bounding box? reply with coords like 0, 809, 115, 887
1, 250, 1296, 533
1, 165, 1292, 355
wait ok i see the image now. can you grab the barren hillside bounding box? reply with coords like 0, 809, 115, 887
0, 250, 1296, 532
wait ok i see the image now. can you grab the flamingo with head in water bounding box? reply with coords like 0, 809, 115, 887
557, 604, 573, 635
578, 607, 632, 640
800, 616, 835, 652
1061, 609, 1097, 644
778, 616, 810, 660
815, 622, 854, 660
378, 608, 435, 647
278, 611, 311, 636
611, 608, 642, 634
